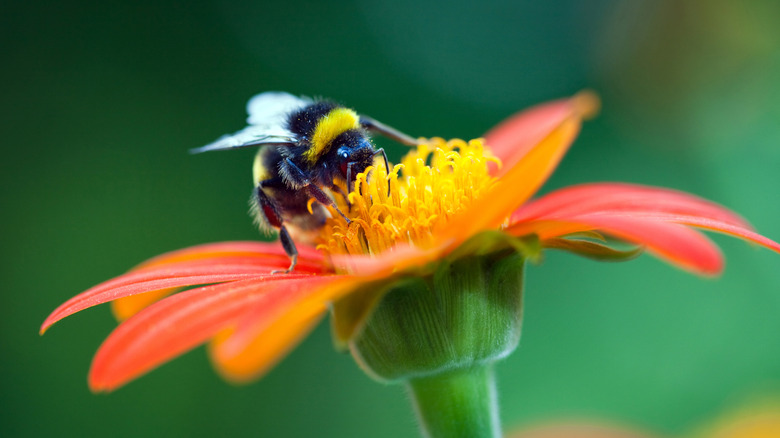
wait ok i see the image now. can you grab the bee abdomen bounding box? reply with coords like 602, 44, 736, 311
287, 101, 339, 138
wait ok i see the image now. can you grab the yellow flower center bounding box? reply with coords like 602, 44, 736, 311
317, 138, 500, 258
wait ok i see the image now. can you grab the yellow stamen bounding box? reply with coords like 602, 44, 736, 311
317, 138, 499, 259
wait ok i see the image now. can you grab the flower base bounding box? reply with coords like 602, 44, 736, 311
348, 250, 524, 437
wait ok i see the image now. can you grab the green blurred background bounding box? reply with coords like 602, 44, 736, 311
3, 0, 780, 436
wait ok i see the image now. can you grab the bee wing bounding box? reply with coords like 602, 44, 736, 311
190, 126, 297, 154
246, 91, 312, 126
192, 92, 313, 154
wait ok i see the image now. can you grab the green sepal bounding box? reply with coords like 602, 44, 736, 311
543, 237, 644, 262
560, 230, 606, 242
448, 230, 541, 261
330, 280, 395, 351
350, 250, 525, 382
331, 231, 535, 352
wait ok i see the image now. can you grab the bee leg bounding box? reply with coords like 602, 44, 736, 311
283, 158, 352, 224
254, 184, 298, 274
275, 227, 298, 274
305, 184, 351, 224
359, 115, 419, 146
330, 184, 352, 212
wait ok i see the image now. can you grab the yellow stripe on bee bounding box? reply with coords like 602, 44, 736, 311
252, 150, 270, 183
305, 107, 360, 163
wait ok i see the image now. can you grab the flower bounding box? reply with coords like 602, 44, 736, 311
504, 401, 780, 438
696, 402, 780, 438
41, 92, 780, 392
507, 421, 659, 438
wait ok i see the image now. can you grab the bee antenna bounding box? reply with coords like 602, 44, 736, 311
373, 148, 391, 196
373, 148, 390, 175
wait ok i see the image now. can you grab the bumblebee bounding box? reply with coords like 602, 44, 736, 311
193, 92, 418, 272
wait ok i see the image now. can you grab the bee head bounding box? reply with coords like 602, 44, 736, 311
335, 133, 375, 182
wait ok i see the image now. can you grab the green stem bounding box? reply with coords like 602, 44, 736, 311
406, 365, 501, 438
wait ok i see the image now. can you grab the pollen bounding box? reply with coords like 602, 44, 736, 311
317, 138, 500, 258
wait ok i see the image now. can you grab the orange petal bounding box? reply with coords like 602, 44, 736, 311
511, 183, 780, 255
88, 274, 332, 392
40, 262, 287, 334
133, 241, 324, 270
109, 253, 327, 321
512, 183, 750, 227
209, 275, 369, 383
646, 214, 780, 253
509, 216, 723, 275
437, 108, 584, 246
330, 240, 453, 276
509, 220, 595, 241
208, 310, 324, 383
111, 287, 181, 322
703, 405, 780, 438
484, 91, 599, 176
507, 422, 660, 438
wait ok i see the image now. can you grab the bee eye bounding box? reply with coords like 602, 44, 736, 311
336, 148, 350, 176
